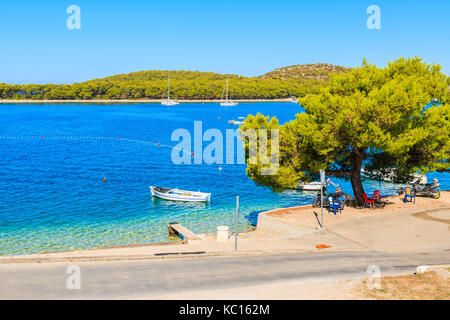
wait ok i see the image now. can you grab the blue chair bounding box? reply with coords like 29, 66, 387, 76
328, 196, 342, 215
404, 187, 416, 204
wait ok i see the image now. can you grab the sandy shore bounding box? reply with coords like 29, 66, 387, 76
0, 99, 293, 104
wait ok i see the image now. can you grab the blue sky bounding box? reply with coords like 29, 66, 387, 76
0, 0, 449, 84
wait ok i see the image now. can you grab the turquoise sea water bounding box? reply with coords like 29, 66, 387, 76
0, 103, 448, 256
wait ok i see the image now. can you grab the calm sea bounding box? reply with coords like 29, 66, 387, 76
0, 103, 448, 255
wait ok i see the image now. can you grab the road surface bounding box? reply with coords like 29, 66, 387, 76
1, 250, 449, 299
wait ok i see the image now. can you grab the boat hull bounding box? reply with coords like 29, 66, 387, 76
161, 100, 180, 106
228, 120, 244, 125
220, 102, 238, 107
297, 182, 322, 191
150, 186, 211, 202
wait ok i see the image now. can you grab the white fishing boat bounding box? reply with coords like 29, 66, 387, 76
220, 79, 238, 107
150, 186, 211, 202
297, 181, 322, 191
161, 75, 179, 106
361, 169, 427, 184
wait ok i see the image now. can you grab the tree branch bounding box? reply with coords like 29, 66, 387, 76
325, 170, 353, 177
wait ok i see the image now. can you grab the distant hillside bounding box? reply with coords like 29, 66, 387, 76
0, 64, 347, 100
259, 63, 348, 81
88, 64, 347, 83
89, 70, 242, 83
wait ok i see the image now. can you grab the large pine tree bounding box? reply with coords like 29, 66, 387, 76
240, 57, 450, 204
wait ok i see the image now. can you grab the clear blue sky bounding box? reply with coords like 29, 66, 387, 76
1, 0, 449, 84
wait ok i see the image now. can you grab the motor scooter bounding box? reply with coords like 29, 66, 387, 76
412, 178, 440, 199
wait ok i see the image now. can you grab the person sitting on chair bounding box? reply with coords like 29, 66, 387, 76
330, 187, 343, 200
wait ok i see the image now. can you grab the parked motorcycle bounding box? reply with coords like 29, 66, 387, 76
312, 187, 346, 208
412, 178, 440, 199
312, 191, 329, 208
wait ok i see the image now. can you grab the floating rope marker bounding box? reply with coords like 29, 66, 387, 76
0, 135, 195, 157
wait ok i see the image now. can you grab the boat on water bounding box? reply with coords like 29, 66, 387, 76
161, 75, 179, 106
289, 96, 298, 103
297, 181, 322, 191
361, 168, 427, 184
150, 186, 211, 202
161, 99, 179, 106
220, 79, 238, 107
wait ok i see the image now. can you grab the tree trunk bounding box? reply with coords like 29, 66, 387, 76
350, 151, 365, 205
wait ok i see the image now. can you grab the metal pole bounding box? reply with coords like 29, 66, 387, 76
235, 196, 239, 251
320, 185, 324, 229
320, 170, 325, 229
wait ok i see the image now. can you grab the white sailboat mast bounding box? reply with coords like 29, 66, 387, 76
226, 79, 229, 101
167, 75, 170, 100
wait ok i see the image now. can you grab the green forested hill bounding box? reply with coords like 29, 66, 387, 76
0, 64, 347, 100
259, 63, 348, 81
89, 70, 240, 82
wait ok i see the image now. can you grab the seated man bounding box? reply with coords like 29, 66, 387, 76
329, 187, 344, 200
329, 188, 346, 208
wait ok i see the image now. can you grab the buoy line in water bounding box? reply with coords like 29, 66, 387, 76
0, 135, 194, 157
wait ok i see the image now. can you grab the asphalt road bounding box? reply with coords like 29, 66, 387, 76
1, 250, 449, 299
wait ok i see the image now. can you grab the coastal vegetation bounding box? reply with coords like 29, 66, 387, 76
0, 64, 346, 100
241, 57, 450, 203
259, 63, 347, 81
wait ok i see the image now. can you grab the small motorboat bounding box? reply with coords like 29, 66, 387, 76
228, 120, 245, 125
289, 96, 298, 103
150, 186, 211, 202
297, 181, 322, 191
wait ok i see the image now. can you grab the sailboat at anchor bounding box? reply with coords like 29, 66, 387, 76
220, 79, 238, 107
161, 75, 179, 106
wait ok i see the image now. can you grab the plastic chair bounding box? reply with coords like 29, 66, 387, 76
363, 193, 375, 209
328, 196, 342, 215
404, 187, 416, 204
371, 190, 381, 200
370, 190, 384, 207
